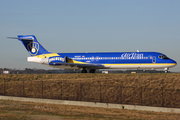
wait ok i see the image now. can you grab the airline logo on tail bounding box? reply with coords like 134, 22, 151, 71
8, 35, 51, 56
27, 42, 39, 56
17, 35, 40, 56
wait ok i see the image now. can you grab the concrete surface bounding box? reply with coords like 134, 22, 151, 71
0, 95, 180, 113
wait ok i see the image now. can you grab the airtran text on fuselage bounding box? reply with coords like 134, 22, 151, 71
121, 53, 144, 59
48, 57, 65, 63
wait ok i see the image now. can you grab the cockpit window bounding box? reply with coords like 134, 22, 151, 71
158, 54, 169, 59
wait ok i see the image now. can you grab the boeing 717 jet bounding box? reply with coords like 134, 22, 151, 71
8, 35, 177, 73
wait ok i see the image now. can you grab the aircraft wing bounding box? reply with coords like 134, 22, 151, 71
49, 62, 105, 69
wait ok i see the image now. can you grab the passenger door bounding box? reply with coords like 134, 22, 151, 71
152, 56, 156, 63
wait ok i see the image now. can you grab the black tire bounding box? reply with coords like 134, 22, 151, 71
89, 69, 96, 73
81, 69, 87, 73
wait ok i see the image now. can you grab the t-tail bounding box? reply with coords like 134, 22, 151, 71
8, 35, 50, 56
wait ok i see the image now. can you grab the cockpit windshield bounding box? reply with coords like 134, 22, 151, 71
158, 54, 169, 59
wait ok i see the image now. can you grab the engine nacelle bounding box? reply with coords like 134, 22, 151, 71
48, 56, 68, 63
28, 56, 68, 64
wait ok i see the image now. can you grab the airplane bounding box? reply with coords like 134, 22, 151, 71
7, 35, 177, 73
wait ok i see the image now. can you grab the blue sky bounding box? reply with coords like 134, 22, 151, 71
0, 0, 180, 72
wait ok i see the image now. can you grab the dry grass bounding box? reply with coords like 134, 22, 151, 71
1, 73, 180, 119
0, 73, 180, 107
0, 99, 180, 120
1, 73, 180, 89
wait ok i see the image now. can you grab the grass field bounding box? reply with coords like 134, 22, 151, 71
0, 73, 180, 107
1, 73, 180, 89
0, 73, 180, 119
0, 99, 180, 120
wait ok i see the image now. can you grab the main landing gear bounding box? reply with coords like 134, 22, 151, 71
81, 68, 96, 73
89, 69, 96, 73
81, 68, 87, 73
164, 68, 169, 73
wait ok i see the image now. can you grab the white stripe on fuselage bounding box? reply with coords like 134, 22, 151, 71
103, 63, 176, 69
47, 63, 176, 69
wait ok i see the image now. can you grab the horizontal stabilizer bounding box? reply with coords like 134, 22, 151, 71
7, 37, 34, 41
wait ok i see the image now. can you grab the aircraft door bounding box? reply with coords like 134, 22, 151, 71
152, 56, 156, 63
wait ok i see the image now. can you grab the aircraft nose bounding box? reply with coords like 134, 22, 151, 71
171, 59, 177, 65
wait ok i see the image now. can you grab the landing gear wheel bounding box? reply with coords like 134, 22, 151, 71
81, 69, 87, 73
89, 69, 96, 73
164, 68, 169, 73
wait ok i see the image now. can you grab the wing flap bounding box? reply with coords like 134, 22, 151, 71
49, 62, 105, 69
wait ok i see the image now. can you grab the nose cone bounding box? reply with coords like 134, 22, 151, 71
170, 59, 177, 67
172, 59, 177, 64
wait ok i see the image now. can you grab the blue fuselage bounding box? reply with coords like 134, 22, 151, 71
50, 52, 177, 69
57, 52, 175, 64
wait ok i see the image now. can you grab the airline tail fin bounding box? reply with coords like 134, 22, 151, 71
8, 35, 50, 56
